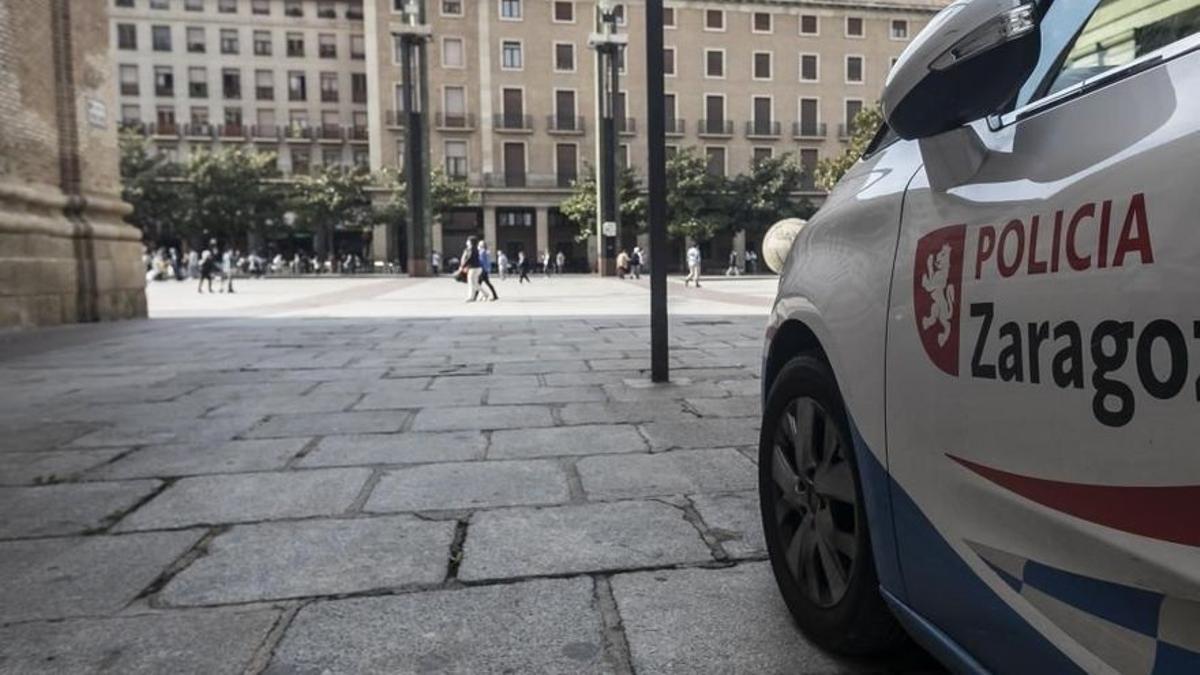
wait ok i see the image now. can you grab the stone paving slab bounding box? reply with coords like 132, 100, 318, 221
576, 448, 757, 499
366, 460, 569, 512
0, 608, 279, 674
353, 386, 485, 410
640, 417, 760, 450
0, 449, 125, 485
612, 563, 850, 674
491, 359, 591, 374
411, 404, 555, 431
543, 370, 644, 386
459, 500, 714, 581
488, 424, 647, 459
205, 392, 361, 417
687, 395, 762, 418
0, 530, 203, 623
267, 578, 611, 674
89, 439, 308, 480
0, 422, 101, 453
486, 384, 608, 405
244, 410, 409, 438
298, 431, 486, 467
0, 480, 162, 538
427, 374, 541, 390
114, 468, 371, 531
161, 516, 455, 605
690, 491, 767, 558
558, 399, 695, 425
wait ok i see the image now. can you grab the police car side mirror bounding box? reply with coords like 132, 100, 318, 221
882, 0, 1040, 141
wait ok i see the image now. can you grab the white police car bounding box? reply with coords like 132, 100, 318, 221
758, 1, 1200, 672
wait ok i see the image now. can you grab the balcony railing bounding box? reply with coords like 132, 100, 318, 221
346, 8, 364, 19
321, 90, 339, 103
317, 8, 336, 18
155, 86, 174, 97
347, 126, 369, 142
184, 122, 214, 138
316, 124, 344, 141
250, 124, 280, 140
493, 114, 533, 132
746, 120, 781, 138
256, 87, 275, 100
319, 46, 337, 58
436, 112, 476, 130
218, 124, 246, 139
119, 121, 147, 134
385, 110, 405, 128
557, 172, 578, 188
839, 123, 854, 139
120, 83, 139, 96
792, 121, 827, 139
698, 119, 734, 137
617, 117, 636, 135
546, 115, 584, 134
482, 173, 576, 189
284, 125, 314, 141
149, 122, 180, 137
223, 86, 241, 100
665, 118, 685, 136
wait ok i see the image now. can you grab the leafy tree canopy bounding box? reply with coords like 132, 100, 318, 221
559, 164, 646, 242
814, 104, 884, 191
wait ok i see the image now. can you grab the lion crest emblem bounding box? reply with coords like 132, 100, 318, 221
921, 244, 956, 347
912, 225, 965, 376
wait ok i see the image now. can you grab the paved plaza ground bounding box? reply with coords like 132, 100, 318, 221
0, 275, 939, 674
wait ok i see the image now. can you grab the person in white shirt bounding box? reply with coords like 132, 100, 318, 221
430, 250, 441, 275
685, 245, 702, 287
497, 250, 509, 280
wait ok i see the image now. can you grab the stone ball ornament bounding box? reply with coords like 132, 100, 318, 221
763, 218, 808, 274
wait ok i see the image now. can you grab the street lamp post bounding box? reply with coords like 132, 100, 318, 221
394, 0, 432, 276
645, 0, 669, 382
589, 0, 627, 276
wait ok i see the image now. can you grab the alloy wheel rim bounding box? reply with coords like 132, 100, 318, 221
770, 397, 858, 608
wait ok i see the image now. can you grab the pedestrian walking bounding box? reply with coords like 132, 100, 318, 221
556, 251, 566, 275
616, 249, 630, 279
685, 244, 702, 287
726, 250, 741, 276
746, 249, 758, 274
221, 248, 237, 293
458, 237, 483, 301
431, 250, 441, 275
630, 246, 643, 279
542, 251, 552, 278
497, 250, 509, 280
186, 249, 200, 279
198, 250, 217, 293
478, 241, 499, 301
518, 251, 531, 283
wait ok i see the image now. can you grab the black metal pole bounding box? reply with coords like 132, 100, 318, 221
645, 0, 669, 382
400, 1, 429, 276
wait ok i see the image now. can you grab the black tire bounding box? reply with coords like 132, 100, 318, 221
759, 353, 907, 656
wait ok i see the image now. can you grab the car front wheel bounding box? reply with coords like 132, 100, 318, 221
759, 354, 906, 655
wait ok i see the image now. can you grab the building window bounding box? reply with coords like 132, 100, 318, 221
800, 53, 819, 82
252, 0, 269, 15
553, 1, 574, 23
222, 68, 241, 99
613, 3, 626, 25
753, 147, 773, 165
800, 148, 818, 188
154, 66, 174, 97
287, 33, 305, 57
115, 0, 135, 7
121, 104, 141, 124
554, 42, 575, 72
220, 29, 239, 54
320, 72, 339, 102
753, 12, 772, 33
254, 31, 272, 55
501, 40, 523, 70
663, 7, 675, 28
156, 106, 176, 129
351, 35, 365, 59
292, 147, 311, 174
150, 0, 168, 8
352, 72, 367, 103
845, 99, 864, 133
152, 25, 172, 51
503, 142, 526, 186
223, 106, 241, 127
704, 49, 724, 78
184, 0, 203, 11
119, 65, 139, 96
288, 71, 307, 101
846, 16, 864, 37
445, 140, 468, 178
190, 106, 210, 125
753, 52, 772, 80
663, 47, 675, 76
500, 0, 522, 20
553, 89, 576, 129
705, 9, 724, 31
798, 97, 820, 136
285, 0, 303, 17
443, 86, 467, 126
891, 20, 909, 40
800, 14, 818, 36
442, 1, 464, 16
186, 26, 206, 53
323, 147, 343, 167
442, 37, 465, 68
353, 148, 369, 168
317, 1, 336, 18
188, 67, 207, 98
255, 70, 274, 100
556, 143, 577, 186
319, 33, 337, 58
705, 147, 726, 177
218, 0, 236, 13
117, 24, 137, 50
845, 55, 864, 83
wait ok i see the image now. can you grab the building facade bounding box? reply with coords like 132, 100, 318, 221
110, 0, 945, 269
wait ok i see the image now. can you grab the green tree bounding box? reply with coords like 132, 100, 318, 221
118, 130, 188, 242
665, 148, 730, 242
559, 165, 647, 243
814, 104, 884, 191
729, 153, 808, 236
288, 164, 375, 256
185, 147, 284, 247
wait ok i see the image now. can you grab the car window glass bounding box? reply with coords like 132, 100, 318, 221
1014, 0, 1103, 108
1045, 0, 1200, 95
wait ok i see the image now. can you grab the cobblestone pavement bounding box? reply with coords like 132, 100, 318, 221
0, 278, 939, 674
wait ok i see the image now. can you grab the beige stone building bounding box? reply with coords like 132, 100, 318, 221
109, 0, 372, 172
1, 0, 145, 328
364, 0, 945, 268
